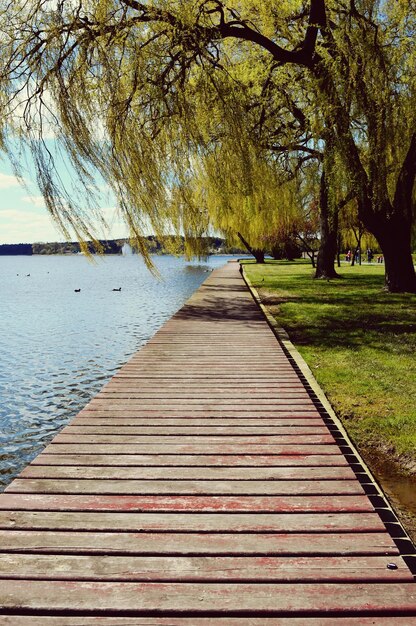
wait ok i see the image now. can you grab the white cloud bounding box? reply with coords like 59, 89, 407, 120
0, 173, 23, 190
21, 194, 46, 208
0, 208, 65, 243
0, 205, 130, 244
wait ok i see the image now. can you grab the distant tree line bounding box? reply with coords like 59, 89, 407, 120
0, 237, 246, 256
0, 244, 33, 255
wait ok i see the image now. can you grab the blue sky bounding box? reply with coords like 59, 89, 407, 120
0, 159, 129, 245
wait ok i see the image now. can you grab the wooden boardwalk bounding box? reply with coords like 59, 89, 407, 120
1, 261, 415, 622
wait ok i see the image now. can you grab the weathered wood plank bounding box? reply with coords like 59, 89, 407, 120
0, 554, 410, 582
102, 374, 305, 386
0, 617, 413, 625
30, 453, 349, 467
123, 360, 302, 366
111, 367, 299, 378
1, 581, 416, 613
0, 511, 386, 532
113, 374, 301, 380
115, 366, 300, 370
106, 388, 310, 395
97, 388, 310, 395
41, 444, 339, 455
70, 418, 327, 426
20, 466, 357, 481
52, 434, 335, 444
60, 426, 330, 436
85, 400, 316, 408
6, 479, 364, 496
76, 410, 321, 418
0, 494, 374, 512
124, 350, 288, 356
0, 531, 397, 555
101, 389, 310, 395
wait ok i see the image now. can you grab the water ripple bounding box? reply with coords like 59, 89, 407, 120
0, 254, 229, 488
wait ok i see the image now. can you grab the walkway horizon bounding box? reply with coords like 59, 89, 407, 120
1, 260, 415, 621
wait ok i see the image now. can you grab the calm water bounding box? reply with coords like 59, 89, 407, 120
0, 253, 231, 488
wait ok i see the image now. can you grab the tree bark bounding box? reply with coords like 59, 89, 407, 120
315, 170, 339, 279
310, 57, 416, 292
252, 248, 265, 263
371, 218, 416, 292
237, 232, 265, 263
336, 232, 341, 267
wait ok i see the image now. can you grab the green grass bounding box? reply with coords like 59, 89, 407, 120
244, 260, 416, 470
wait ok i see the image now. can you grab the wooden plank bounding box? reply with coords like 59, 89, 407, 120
118, 366, 298, 372
102, 361, 296, 366
80, 404, 320, 410
0, 494, 374, 512
124, 351, 288, 357
70, 418, 327, 426
101, 379, 306, 383
85, 400, 315, 408
113, 374, 301, 379
106, 386, 308, 392
6, 479, 364, 496
111, 367, 300, 378
81, 408, 321, 416
0, 554, 410, 582
1, 581, 416, 613
96, 392, 311, 398
20, 466, 357, 481
104, 381, 305, 386
131, 351, 287, 356
132, 342, 282, 346
102, 372, 305, 382
51, 435, 335, 444
122, 356, 292, 361
105, 380, 305, 385
0, 531, 398, 555
128, 341, 283, 346
30, 453, 349, 467
110, 378, 303, 384
0, 511, 386, 532
41, 444, 339, 455
60, 426, 329, 435
0, 617, 413, 625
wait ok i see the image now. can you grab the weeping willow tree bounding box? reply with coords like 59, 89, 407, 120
0, 1, 415, 289
312, 1, 416, 291
199, 143, 302, 263
165, 74, 303, 264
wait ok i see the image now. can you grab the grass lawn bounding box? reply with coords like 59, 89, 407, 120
243, 259, 416, 473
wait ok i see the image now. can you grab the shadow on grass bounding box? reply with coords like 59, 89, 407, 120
251, 262, 416, 352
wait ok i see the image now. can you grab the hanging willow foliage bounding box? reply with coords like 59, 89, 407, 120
0, 0, 321, 266
0, 1, 415, 288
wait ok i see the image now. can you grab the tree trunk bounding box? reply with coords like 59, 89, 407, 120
372, 220, 416, 292
311, 61, 416, 292
336, 232, 341, 267
237, 232, 265, 264
315, 171, 339, 279
252, 248, 265, 263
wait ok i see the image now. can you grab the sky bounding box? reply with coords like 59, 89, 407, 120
0, 160, 129, 245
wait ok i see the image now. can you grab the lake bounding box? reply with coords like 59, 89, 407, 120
0, 253, 232, 488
